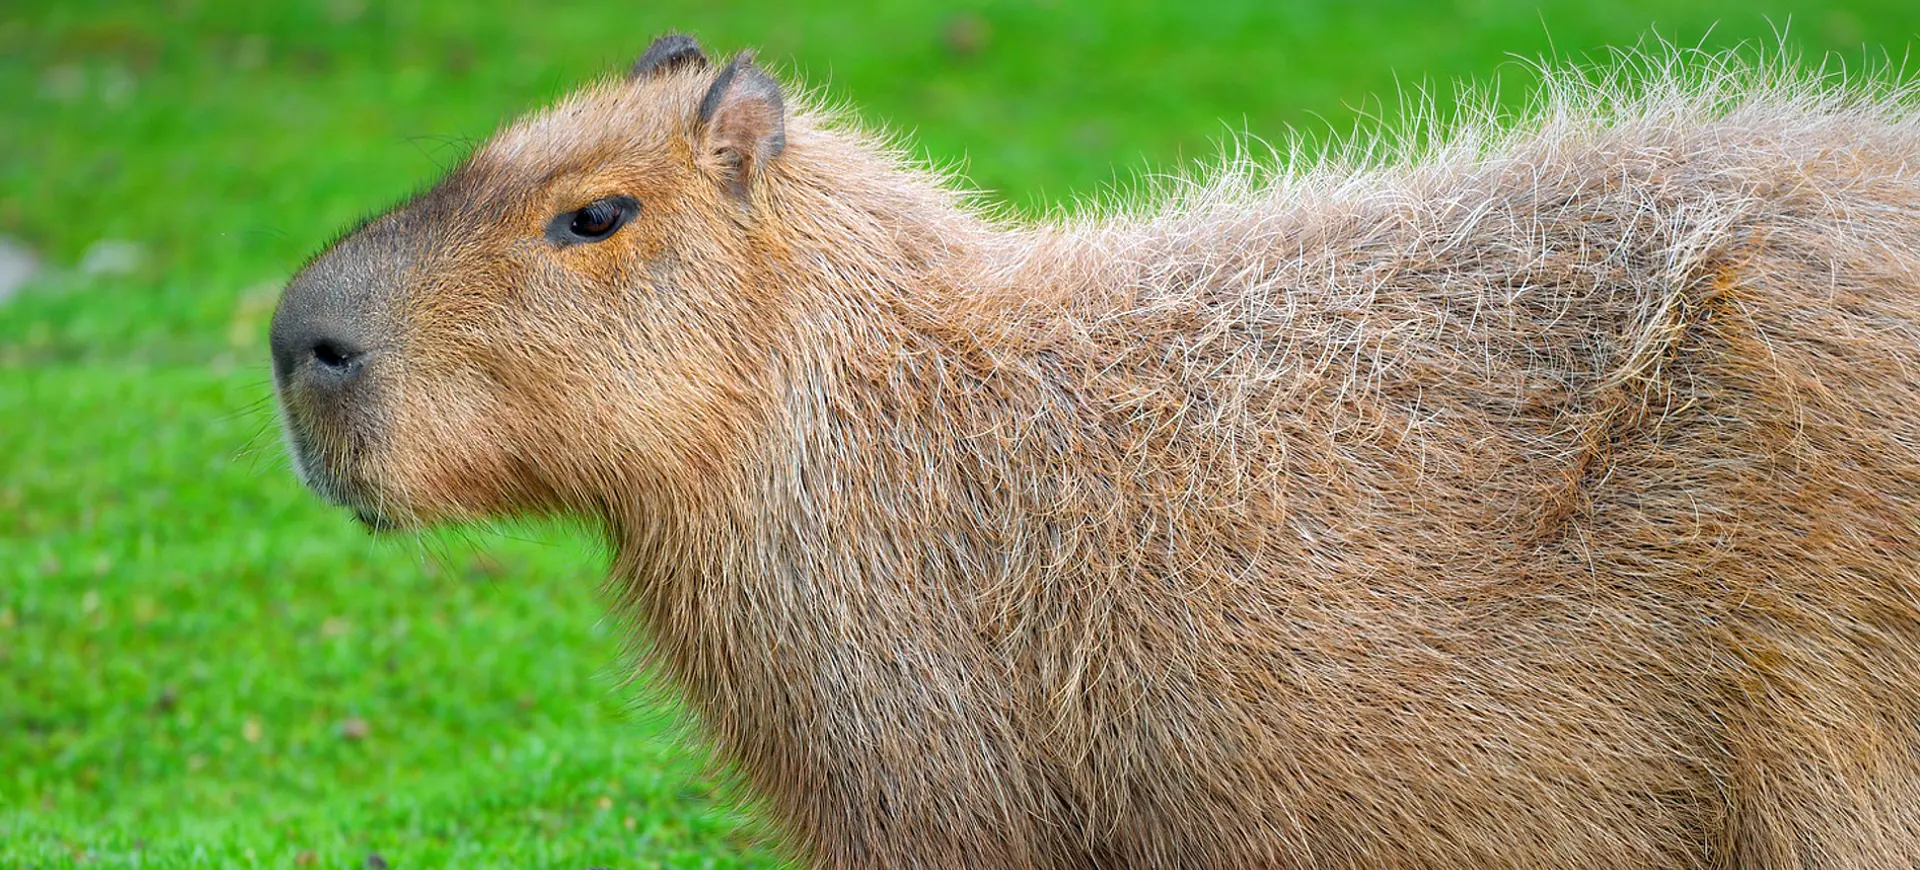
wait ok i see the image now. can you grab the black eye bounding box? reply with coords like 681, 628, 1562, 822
547, 196, 637, 245
571, 202, 620, 236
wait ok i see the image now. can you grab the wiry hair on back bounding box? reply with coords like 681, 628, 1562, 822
1061, 37, 1919, 219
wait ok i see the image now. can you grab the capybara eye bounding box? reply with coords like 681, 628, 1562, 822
571, 202, 621, 237
547, 196, 638, 245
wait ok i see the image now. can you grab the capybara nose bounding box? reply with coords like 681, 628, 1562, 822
307, 333, 367, 377
271, 315, 370, 387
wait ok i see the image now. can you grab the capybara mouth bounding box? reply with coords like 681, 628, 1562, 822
303, 465, 405, 533
282, 427, 353, 503
281, 425, 401, 530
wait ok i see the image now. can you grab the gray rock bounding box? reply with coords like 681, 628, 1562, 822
79, 239, 147, 278
0, 237, 39, 303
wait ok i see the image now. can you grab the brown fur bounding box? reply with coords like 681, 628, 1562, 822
273, 41, 1920, 868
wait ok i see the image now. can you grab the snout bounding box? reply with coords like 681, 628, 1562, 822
270, 288, 382, 512
269, 233, 403, 519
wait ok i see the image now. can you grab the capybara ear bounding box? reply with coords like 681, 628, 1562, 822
697, 52, 785, 197
629, 33, 707, 80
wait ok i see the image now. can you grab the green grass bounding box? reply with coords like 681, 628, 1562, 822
3, 1, 1917, 866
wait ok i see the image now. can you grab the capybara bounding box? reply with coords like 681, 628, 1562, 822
270, 34, 1920, 868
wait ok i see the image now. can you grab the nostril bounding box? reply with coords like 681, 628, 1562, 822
311, 339, 362, 370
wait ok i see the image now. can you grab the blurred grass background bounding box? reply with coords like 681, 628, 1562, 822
3, 1, 1917, 867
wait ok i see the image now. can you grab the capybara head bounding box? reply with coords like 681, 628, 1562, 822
271, 35, 794, 530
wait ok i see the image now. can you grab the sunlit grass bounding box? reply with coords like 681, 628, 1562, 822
3, 1, 1916, 865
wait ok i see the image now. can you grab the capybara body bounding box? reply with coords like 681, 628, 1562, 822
271, 37, 1920, 868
